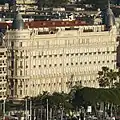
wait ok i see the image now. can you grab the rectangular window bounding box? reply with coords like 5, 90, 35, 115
102, 52, 105, 54
11, 41, 14, 47
89, 62, 91, 64
20, 52, 22, 58
66, 63, 69, 66
20, 90, 22, 95
112, 51, 116, 53
76, 62, 78, 65
44, 65, 46, 67
39, 55, 41, 58
0, 52, 4, 55
44, 55, 47, 57
20, 70, 22, 76
98, 52, 101, 54
20, 42, 22, 47
20, 61, 22, 67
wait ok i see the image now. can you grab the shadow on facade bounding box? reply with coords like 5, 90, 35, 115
116, 36, 120, 67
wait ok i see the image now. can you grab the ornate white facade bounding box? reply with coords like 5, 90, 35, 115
0, 47, 7, 100
5, 24, 118, 98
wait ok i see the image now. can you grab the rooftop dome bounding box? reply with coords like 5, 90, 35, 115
12, 12, 24, 30
103, 0, 115, 29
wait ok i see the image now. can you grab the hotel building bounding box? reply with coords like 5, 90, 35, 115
4, 2, 118, 99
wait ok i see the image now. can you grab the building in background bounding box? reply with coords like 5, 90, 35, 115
0, 33, 7, 100
15, 0, 37, 11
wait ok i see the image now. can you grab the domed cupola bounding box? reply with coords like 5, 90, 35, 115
103, 0, 115, 29
12, 11, 24, 30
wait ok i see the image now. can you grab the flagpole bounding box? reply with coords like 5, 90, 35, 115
47, 99, 48, 120
25, 98, 28, 120
30, 98, 32, 120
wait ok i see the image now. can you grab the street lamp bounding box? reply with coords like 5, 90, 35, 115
25, 97, 32, 120
3, 99, 5, 120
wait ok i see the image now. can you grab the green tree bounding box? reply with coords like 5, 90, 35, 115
97, 67, 117, 88
114, 71, 120, 88
33, 91, 73, 112
72, 87, 120, 110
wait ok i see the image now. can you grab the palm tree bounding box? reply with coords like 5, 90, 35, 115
114, 71, 120, 88
97, 67, 117, 88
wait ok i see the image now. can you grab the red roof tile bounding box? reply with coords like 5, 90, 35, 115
0, 20, 87, 29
